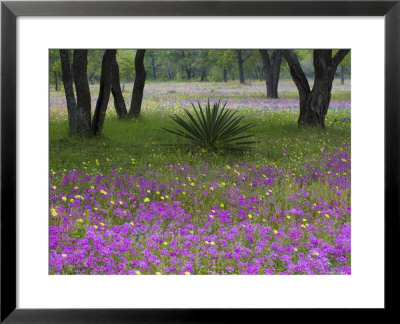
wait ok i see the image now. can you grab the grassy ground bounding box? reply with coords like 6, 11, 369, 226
49, 80, 351, 275
50, 79, 350, 174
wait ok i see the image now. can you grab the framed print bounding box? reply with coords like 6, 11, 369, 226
1, 0, 399, 322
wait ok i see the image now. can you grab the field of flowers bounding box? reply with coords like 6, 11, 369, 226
49, 80, 351, 275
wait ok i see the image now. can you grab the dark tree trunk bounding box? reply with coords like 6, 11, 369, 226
72, 50, 92, 135
128, 49, 146, 118
166, 62, 172, 80
235, 50, 245, 84
59, 50, 77, 134
186, 68, 191, 80
341, 65, 345, 84
283, 49, 350, 128
223, 68, 227, 83
92, 50, 117, 135
54, 72, 58, 91
270, 50, 282, 97
110, 54, 128, 118
259, 49, 282, 99
88, 72, 96, 85
151, 57, 157, 80
200, 68, 207, 81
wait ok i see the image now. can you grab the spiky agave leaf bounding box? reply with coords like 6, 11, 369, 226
163, 99, 255, 150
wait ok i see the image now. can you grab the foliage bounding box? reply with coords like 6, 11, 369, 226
49, 50, 60, 86
116, 50, 135, 83
163, 100, 255, 151
87, 50, 104, 84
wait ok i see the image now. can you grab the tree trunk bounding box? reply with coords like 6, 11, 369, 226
166, 62, 172, 80
128, 49, 146, 118
259, 49, 282, 99
223, 68, 227, 83
283, 49, 349, 128
72, 50, 92, 135
92, 50, 116, 135
90, 72, 98, 85
110, 54, 128, 118
59, 50, 77, 134
341, 65, 345, 84
152, 57, 157, 80
186, 68, 191, 80
54, 72, 58, 91
200, 68, 206, 81
298, 79, 332, 128
270, 50, 282, 97
235, 50, 245, 84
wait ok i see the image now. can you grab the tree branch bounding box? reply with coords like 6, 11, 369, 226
282, 50, 310, 97
259, 49, 272, 69
242, 51, 253, 62
332, 49, 350, 67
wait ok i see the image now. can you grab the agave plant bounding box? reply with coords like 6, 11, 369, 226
163, 100, 255, 151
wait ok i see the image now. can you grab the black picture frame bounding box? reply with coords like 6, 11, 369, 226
1, 0, 398, 322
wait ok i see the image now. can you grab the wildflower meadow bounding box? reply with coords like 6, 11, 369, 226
49, 49, 351, 275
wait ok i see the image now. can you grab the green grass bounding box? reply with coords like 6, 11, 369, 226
50, 109, 350, 176
50, 79, 351, 175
